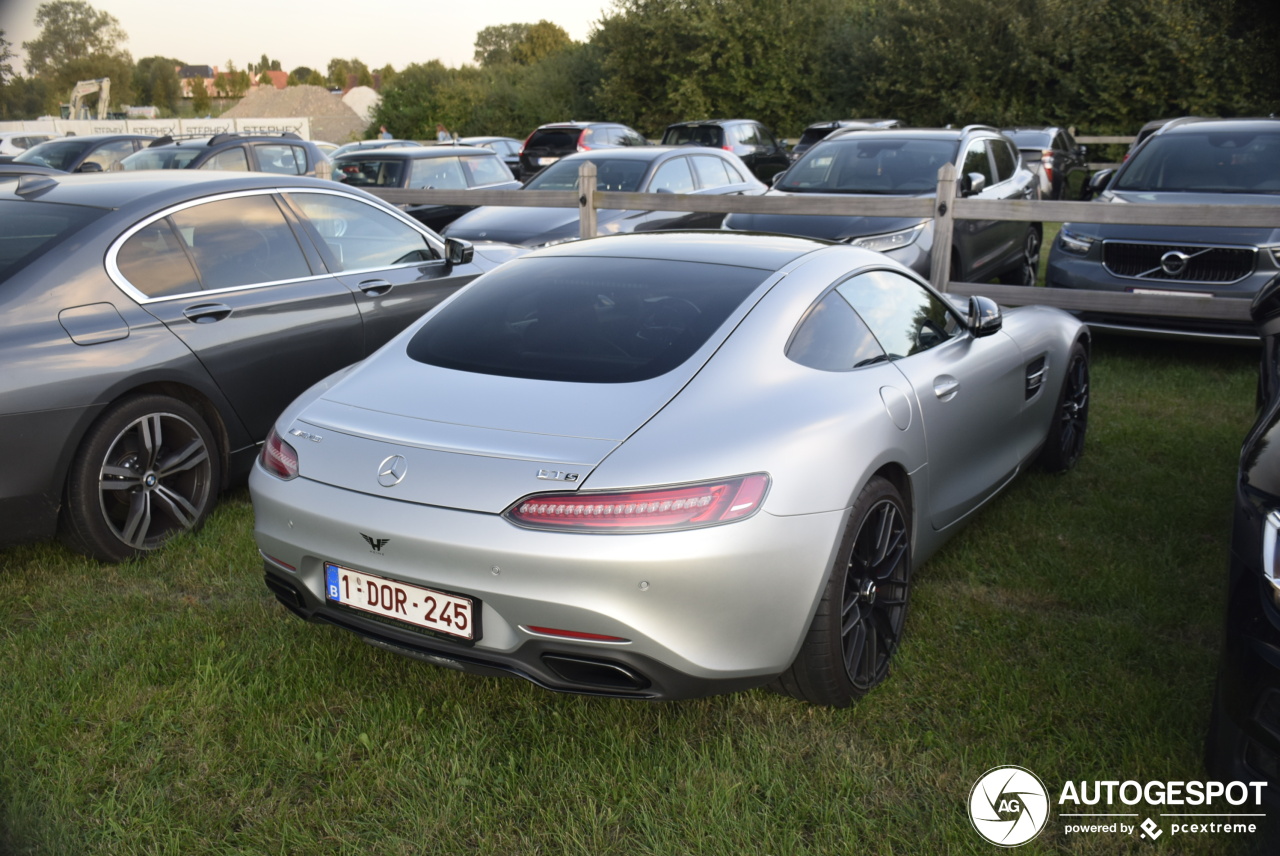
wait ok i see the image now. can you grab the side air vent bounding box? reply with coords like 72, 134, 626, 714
1025, 355, 1048, 400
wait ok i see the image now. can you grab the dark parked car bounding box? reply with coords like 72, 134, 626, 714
457, 136, 523, 178
790, 119, 902, 161
120, 133, 332, 178
661, 119, 790, 182
1046, 117, 1280, 340
724, 125, 1042, 285
11, 133, 153, 172
330, 139, 422, 159
1001, 127, 1092, 200
1206, 276, 1280, 813
333, 144, 522, 231
0, 162, 64, 183
0, 171, 522, 561
444, 146, 765, 247
518, 121, 649, 178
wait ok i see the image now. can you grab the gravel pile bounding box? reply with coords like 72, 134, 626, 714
221, 85, 369, 143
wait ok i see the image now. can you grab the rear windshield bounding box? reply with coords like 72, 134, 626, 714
335, 157, 407, 187
1114, 130, 1280, 194
797, 128, 836, 148
1003, 130, 1053, 149
778, 138, 958, 194
525, 129, 580, 150
662, 125, 725, 147
406, 255, 771, 383
14, 138, 92, 170
524, 157, 648, 192
0, 198, 107, 283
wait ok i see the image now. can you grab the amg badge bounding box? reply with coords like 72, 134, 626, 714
537, 469, 580, 482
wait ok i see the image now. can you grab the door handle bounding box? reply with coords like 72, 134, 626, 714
182, 303, 232, 323
934, 376, 960, 401
358, 279, 394, 296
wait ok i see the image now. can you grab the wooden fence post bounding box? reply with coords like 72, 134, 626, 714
930, 162, 957, 293
578, 162, 597, 240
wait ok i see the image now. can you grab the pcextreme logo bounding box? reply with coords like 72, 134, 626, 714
967, 766, 1271, 847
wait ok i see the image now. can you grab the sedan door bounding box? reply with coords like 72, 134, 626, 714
284, 190, 486, 351
837, 268, 1024, 530
113, 191, 364, 440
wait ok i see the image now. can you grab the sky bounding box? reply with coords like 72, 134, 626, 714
0, 0, 618, 75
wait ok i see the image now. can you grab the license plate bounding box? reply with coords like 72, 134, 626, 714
537, 157, 557, 165
325, 562, 475, 640
1129, 287, 1214, 298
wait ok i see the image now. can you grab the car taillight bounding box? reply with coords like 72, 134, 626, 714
1041, 150, 1054, 185
260, 428, 299, 480
505, 474, 769, 533
722, 145, 734, 152
577, 130, 592, 152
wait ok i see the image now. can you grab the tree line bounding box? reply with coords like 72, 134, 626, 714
2, 0, 1276, 141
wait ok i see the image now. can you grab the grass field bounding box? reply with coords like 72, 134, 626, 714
0, 333, 1270, 855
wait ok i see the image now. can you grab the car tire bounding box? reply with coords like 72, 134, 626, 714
774, 475, 912, 707
1036, 341, 1089, 472
1000, 225, 1042, 286
60, 394, 221, 562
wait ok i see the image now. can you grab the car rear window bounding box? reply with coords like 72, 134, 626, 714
1004, 130, 1053, 149
13, 138, 92, 170
779, 138, 958, 194
797, 128, 835, 149
121, 148, 202, 170
524, 157, 649, 192
662, 125, 725, 147
0, 199, 107, 284
525, 129, 580, 150
406, 256, 771, 383
336, 157, 407, 187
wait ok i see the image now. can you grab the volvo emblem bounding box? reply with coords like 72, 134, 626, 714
1160, 250, 1191, 277
377, 455, 408, 487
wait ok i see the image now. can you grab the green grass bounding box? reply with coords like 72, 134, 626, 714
0, 336, 1268, 855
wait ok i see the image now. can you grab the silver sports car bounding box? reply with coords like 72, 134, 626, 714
251, 232, 1090, 706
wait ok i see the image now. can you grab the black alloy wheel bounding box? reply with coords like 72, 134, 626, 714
61, 394, 221, 562
776, 476, 913, 707
1036, 341, 1090, 472
1001, 225, 1042, 286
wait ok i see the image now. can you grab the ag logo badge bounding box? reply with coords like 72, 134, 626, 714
969, 766, 1050, 847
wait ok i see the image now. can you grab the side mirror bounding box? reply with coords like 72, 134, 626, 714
959, 172, 987, 197
1251, 275, 1280, 334
967, 295, 1002, 337
771, 171, 787, 186
445, 237, 474, 266
1088, 169, 1115, 196
76, 161, 103, 173
654, 187, 674, 194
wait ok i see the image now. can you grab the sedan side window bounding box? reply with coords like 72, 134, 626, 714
168, 194, 312, 290
835, 269, 961, 360
460, 155, 511, 186
83, 140, 138, 171
991, 139, 1017, 183
256, 144, 306, 175
649, 158, 696, 193
288, 192, 437, 271
116, 219, 202, 298
691, 155, 733, 189
787, 288, 886, 371
410, 156, 467, 189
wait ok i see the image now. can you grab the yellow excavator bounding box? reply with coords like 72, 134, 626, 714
60, 78, 117, 120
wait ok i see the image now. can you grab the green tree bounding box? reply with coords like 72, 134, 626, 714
306, 69, 326, 87
474, 23, 531, 66
327, 58, 372, 89
132, 55, 183, 112
191, 76, 210, 115
0, 29, 13, 86
290, 66, 313, 84
372, 60, 450, 137
23, 1, 133, 111
511, 21, 572, 65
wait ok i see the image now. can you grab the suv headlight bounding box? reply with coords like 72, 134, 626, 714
849, 222, 926, 253
1057, 227, 1096, 256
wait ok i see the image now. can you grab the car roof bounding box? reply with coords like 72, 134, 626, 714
334, 145, 495, 161
825, 127, 976, 142
0, 169, 338, 209
535, 121, 629, 129
532, 230, 827, 270
555, 146, 716, 163
667, 119, 755, 127
1155, 116, 1278, 136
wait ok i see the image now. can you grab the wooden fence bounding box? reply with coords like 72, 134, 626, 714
367, 161, 1280, 331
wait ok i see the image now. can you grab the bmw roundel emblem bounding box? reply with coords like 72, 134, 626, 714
377, 455, 408, 487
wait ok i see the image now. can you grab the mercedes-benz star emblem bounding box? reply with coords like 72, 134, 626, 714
377, 454, 408, 487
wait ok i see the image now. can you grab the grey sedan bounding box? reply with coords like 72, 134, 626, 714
0, 171, 521, 561
251, 231, 1090, 706
443, 147, 766, 247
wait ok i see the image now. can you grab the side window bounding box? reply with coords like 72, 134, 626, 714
255, 144, 306, 175
835, 269, 961, 359
691, 155, 733, 188
167, 194, 312, 290
461, 155, 511, 186
736, 125, 759, 146
648, 158, 696, 193
288, 192, 437, 271
410, 156, 467, 189
787, 289, 886, 371
991, 139, 1017, 183
755, 124, 779, 149
961, 141, 994, 185
116, 220, 201, 298
201, 147, 250, 171
83, 140, 137, 171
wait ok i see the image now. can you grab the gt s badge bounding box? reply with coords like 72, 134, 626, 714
537, 469, 580, 482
